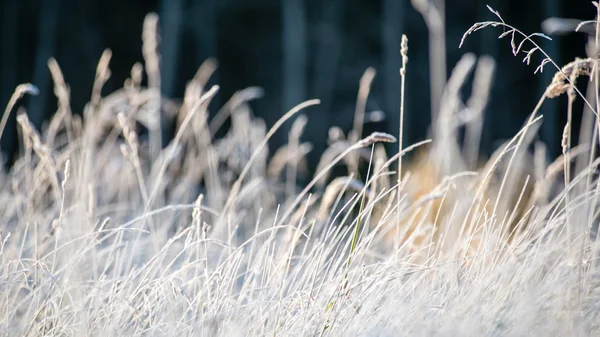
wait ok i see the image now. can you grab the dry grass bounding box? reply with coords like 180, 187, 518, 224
2, 4, 600, 336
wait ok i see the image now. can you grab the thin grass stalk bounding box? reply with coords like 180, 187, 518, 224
286, 114, 308, 200
142, 13, 162, 164
411, 0, 446, 125
584, 3, 600, 308
0, 84, 39, 142
397, 35, 409, 231
564, 62, 578, 274
276, 132, 396, 230
464, 56, 495, 170
490, 95, 547, 232
217, 99, 320, 233
349, 67, 376, 174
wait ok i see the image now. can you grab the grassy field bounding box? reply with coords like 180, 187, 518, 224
2, 5, 600, 336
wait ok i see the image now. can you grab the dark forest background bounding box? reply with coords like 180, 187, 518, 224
0, 0, 596, 171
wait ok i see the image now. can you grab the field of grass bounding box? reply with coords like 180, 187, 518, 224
2, 5, 600, 336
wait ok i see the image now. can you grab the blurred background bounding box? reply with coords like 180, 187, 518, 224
0, 0, 596, 171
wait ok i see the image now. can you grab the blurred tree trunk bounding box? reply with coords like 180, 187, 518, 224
478, 1, 500, 155
68, 0, 103, 117
0, 0, 20, 163
281, 0, 307, 144
28, 0, 62, 130
193, 0, 218, 103
159, 0, 185, 149
159, 0, 185, 99
382, 0, 405, 146
308, 0, 344, 167
538, 0, 560, 158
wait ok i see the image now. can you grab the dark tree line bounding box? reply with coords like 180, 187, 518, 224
0, 0, 595, 170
